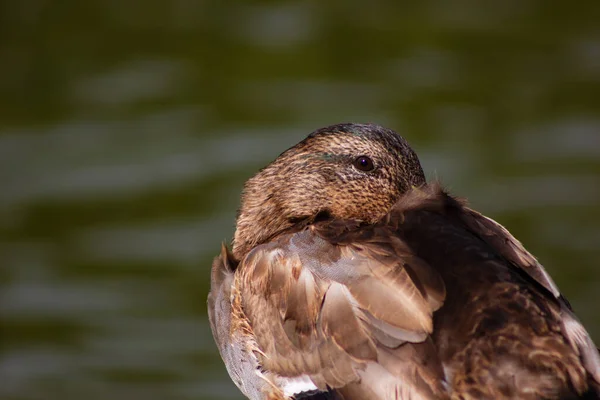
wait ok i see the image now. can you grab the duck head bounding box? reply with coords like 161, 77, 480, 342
232, 123, 426, 259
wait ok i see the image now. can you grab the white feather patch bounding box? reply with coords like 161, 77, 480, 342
562, 309, 600, 381
281, 375, 318, 396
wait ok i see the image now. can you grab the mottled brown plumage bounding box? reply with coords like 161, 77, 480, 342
208, 123, 600, 400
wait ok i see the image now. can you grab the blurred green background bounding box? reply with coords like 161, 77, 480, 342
1, 1, 599, 399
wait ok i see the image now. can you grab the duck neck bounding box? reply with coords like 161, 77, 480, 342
232, 204, 294, 260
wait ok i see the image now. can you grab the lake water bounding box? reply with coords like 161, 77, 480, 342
1, 2, 599, 400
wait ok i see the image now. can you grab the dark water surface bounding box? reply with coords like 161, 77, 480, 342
1, 2, 599, 399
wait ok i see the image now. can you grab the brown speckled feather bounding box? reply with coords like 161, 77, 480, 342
386, 185, 600, 399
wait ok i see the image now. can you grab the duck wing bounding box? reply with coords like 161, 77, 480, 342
389, 183, 600, 398
209, 184, 600, 399
209, 245, 279, 399
224, 223, 447, 399
457, 196, 600, 393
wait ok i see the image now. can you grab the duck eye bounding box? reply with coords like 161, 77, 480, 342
353, 156, 375, 172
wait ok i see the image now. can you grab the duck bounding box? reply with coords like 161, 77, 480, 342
208, 123, 600, 400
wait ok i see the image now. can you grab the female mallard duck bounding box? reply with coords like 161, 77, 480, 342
208, 123, 600, 400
